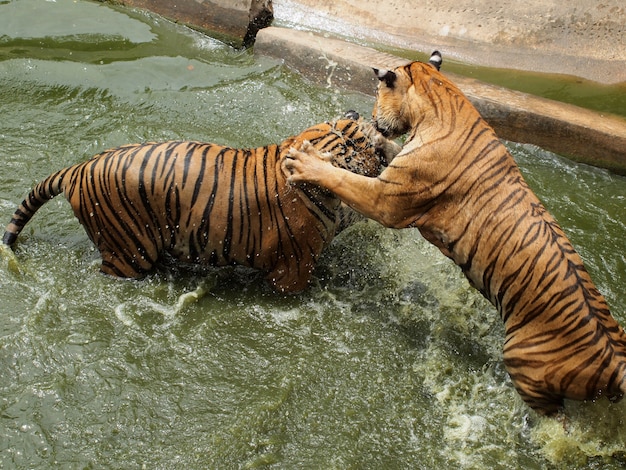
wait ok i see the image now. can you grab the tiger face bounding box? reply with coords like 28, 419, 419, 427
372, 52, 445, 139
289, 118, 395, 179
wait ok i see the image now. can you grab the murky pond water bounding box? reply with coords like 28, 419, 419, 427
1, 1, 625, 468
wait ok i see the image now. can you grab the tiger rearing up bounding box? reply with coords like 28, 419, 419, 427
3, 115, 400, 293
284, 52, 626, 415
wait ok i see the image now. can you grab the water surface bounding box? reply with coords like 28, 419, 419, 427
1, 1, 625, 468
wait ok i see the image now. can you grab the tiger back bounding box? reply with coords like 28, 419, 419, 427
3, 117, 398, 293
284, 53, 626, 414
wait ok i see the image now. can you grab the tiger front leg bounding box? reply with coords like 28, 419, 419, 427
376, 138, 403, 165
284, 143, 404, 228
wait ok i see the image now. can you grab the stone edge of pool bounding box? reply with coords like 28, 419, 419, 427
255, 27, 626, 175
110, 0, 626, 174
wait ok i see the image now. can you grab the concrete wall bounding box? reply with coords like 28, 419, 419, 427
110, 0, 626, 84
256, 27, 626, 174
108, 0, 626, 174
271, 0, 626, 85
117, 0, 273, 47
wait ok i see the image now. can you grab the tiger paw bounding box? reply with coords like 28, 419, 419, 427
284, 144, 331, 184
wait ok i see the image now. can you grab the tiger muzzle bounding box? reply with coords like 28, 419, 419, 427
373, 119, 393, 138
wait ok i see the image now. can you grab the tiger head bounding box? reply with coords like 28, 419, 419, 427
372, 51, 463, 139
326, 116, 391, 177
287, 112, 398, 178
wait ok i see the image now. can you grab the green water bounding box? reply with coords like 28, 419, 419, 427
1, 1, 626, 468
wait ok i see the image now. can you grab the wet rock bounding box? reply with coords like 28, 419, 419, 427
115, 0, 273, 47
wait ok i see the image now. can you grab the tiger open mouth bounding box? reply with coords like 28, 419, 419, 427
373, 120, 393, 138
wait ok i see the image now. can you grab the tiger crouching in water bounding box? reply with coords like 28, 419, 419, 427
3, 115, 400, 293
284, 52, 626, 415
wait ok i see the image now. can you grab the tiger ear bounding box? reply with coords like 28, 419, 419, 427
373, 68, 397, 88
344, 110, 360, 120
428, 50, 442, 71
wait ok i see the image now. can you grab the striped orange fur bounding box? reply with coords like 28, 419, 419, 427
284, 53, 626, 414
3, 117, 398, 292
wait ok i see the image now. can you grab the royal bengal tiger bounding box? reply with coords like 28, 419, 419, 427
284, 52, 626, 415
3, 114, 400, 293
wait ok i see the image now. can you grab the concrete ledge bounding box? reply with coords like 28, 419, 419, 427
255, 27, 626, 174
460, 80, 626, 173
271, 0, 626, 85
117, 0, 273, 47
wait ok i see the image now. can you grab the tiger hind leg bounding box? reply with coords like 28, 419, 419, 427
507, 371, 565, 416
98, 248, 152, 279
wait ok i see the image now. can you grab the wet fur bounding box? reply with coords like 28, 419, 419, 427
285, 58, 626, 414
3, 118, 399, 293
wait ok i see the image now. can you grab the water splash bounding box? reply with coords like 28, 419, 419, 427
532, 399, 626, 466
114, 277, 214, 328
0, 243, 23, 276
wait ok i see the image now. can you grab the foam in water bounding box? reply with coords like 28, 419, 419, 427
532, 399, 626, 465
